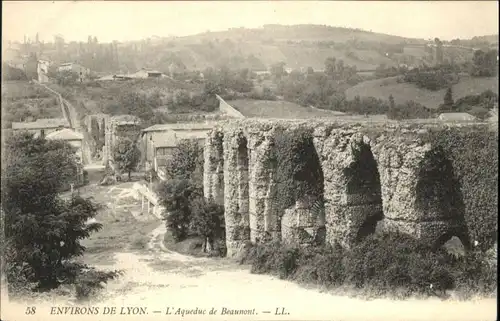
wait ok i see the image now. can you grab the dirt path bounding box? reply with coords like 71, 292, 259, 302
1, 187, 496, 321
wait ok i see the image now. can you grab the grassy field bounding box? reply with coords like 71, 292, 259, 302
345, 75, 499, 108
1, 80, 52, 100
228, 99, 349, 119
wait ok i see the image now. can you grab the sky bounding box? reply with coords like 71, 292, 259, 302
2, 1, 499, 43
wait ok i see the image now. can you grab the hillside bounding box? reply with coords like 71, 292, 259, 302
345, 75, 499, 108
123, 25, 440, 72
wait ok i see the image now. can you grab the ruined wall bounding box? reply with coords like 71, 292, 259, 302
104, 116, 142, 164
204, 119, 498, 257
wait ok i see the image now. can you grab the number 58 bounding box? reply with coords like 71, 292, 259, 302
25, 306, 36, 315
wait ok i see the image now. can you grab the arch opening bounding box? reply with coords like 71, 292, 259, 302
415, 147, 470, 250
275, 128, 325, 245
343, 142, 383, 243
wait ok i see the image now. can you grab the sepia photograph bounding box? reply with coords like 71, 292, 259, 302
1, 1, 498, 320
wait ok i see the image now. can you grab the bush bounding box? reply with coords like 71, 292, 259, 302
74, 266, 122, 301
189, 198, 225, 253
156, 179, 202, 242
240, 232, 496, 299
164, 139, 204, 182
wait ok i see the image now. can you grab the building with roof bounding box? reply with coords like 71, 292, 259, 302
46, 128, 84, 162
11, 118, 70, 138
37, 59, 50, 83
130, 69, 165, 79
58, 62, 90, 82
46, 128, 84, 183
141, 121, 218, 177
437, 113, 477, 122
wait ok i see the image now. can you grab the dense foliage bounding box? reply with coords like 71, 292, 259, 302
2, 133, 119, 292
423, 127, 498, 252
2, 63, 28, 81
164, 139, 204, 182
156, 179, 203, 242
112, 138, 141, 180
471, 49, 498, 77
403, 67, 459, 91
240, 232, 497, 299
274, 127, 324, 215
156, 140, 226, 255
438, 89, 498, 119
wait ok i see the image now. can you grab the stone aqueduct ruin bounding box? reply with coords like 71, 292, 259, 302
203, 119, 496, 257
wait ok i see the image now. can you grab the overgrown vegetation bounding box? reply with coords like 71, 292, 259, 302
438, 89, 498, 119
2, 133, 120, 298
156, 139, 226, 255
240, 232, 497, 299
112, 138, 141, 180
423, 126, 498, 252
274, 127, 324, 216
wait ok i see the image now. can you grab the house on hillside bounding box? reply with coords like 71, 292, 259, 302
46, 128, 84, 163
11, 118, 70, 139
438, 113, 477, 122
141, 122, 217, 179
46, 128, 85, 183
58, 62, 91, 82
130, 68, 166, 79
37, 59, 50, 83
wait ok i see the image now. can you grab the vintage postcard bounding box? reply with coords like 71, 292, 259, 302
1, 1, 498, 321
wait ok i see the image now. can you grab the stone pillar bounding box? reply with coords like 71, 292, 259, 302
375, 138, 469, 247
317, 130, 383, 248
223, 132, 250, 257
204, 130, 224, 205
248, 134, 278, 243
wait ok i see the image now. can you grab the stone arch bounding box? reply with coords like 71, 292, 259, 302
343, 140, 384, 243
414, 147, 470, 250
278, 128, 326, 245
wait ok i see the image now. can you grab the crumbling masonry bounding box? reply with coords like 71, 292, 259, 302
204, 119, 495, 257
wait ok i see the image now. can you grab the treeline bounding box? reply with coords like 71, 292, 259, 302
376, 49, 498, 91
438, 89, 498, 120
272, 58, 434, 119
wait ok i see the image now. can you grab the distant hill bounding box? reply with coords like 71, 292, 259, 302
345, 75, 499, 108
121, 25, 438, 72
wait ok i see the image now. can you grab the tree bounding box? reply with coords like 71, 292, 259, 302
56, 70, 79, 87
2, 133, 103, 289
472, 49, 498, 77
389, 94, 395, 110
325, 57, 337, 76
270, 62, 286, 80
156, 179, 203, 242
189, 198, 225, 253
444, 87, 454, 109
468, 106, 490, 120
2, 63, 28, 81
165, 139, 204, 183
112, 138, 141, 180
